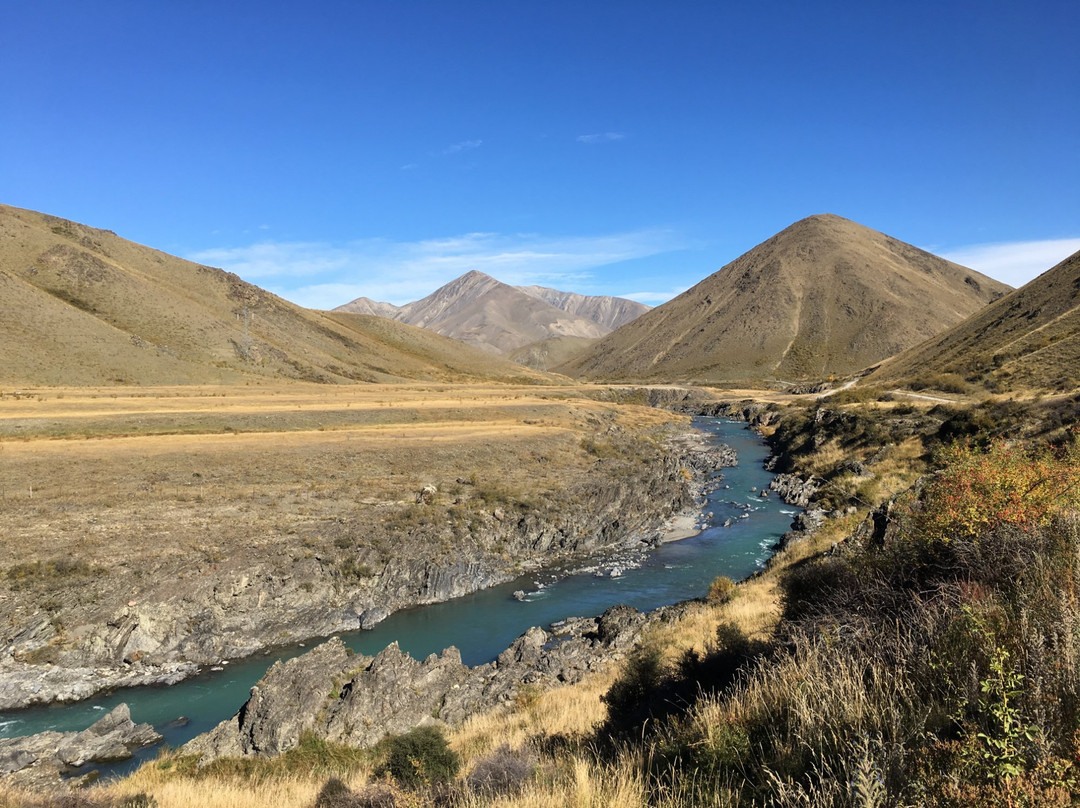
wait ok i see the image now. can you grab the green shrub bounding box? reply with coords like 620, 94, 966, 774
381, 725, 460, 788
914, 441, 1080, 545
580, 437, 619, 459
339, 559, 373, 580
909, 372, 969, 394
602, 642, 667, 735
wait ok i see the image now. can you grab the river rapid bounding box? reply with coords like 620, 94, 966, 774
0, 417, 796, 777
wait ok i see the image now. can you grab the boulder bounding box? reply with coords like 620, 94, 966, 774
769, 473, 820, 507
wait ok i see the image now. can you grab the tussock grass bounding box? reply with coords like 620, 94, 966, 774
110, 775, 330, 808
453, 665, 618, 764
452, 755, 650, 808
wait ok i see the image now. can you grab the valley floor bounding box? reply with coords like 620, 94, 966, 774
0, 382, 700, 709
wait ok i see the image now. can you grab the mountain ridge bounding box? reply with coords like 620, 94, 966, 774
334, 270, 649, 354
866, 247, 1080, 393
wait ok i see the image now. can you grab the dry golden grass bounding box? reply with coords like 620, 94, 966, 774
800, 440, 847, 477
457, 756, 649, 808
452, 666, 619, 765
860, 436, 927, 502
108, 774, 334, 808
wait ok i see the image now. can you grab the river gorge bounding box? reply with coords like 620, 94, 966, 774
0, 417, 798, 781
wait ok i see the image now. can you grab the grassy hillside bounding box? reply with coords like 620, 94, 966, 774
558, 214, 1009, 384
868, 248, 1080, 395
0, 205, 555, 386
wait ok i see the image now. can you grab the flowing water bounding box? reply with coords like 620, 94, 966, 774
0, 418, 795, 777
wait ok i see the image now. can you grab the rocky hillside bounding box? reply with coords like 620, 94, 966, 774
866, 248, 1080, 393
0, 204, 554, 386
517, 285, 650, 330
335, 271, 649, 355
557, 214, 1010, 383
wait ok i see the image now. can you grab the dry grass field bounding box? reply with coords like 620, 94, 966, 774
0, 382, 692, 684
0, 382, 677, 520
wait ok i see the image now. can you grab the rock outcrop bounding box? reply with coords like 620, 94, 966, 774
0, 704, 160, 789
185, 603, 687, 762
769, 473, 820, 508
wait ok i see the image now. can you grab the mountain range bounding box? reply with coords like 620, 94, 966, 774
556, 214, 1011, 382
11, 203, 1077, 394
0, 204, 555, 386
334, 271, 650, 355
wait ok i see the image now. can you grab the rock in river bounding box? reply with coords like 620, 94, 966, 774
0, 703, 161, 789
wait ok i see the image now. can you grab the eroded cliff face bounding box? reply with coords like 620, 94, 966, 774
1, 428, 733, 710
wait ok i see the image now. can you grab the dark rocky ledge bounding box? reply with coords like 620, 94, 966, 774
768, 473, 820, 508
183, 602, 692, 762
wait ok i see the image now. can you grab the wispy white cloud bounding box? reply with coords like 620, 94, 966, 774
938, 238, 1080, 288
191, 242, 355, 279
188, 229, 685, 310
621, 287, 687, 305
443, 139, 483, 154
576, 132, 625, 144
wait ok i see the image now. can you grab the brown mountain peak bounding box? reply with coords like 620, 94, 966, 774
556, 215, 1011, 383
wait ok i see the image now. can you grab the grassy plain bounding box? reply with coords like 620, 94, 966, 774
0, 382, 687, 672
0, 381, 674, 536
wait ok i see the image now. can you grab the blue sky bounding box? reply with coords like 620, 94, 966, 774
3, 1, 1078, 308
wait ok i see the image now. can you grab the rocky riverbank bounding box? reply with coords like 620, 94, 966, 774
183, 603, 689, 762
0, 426, 737, 711
0, 704, 160, 790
